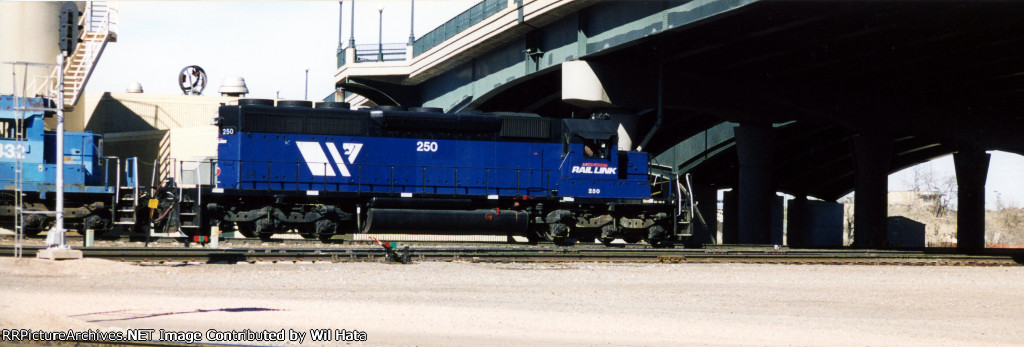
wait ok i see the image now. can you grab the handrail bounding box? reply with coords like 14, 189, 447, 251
336, 47, 346, 68
112, 157, 120, 225
84, 2, 118, 35
27, 63, 59, 99
124, 157, 139, 208
354, 43, 407, 63
196, 158, 562, 196
337, 0, 509, 66
16, 3, 118, 102
60, 1, 118, 107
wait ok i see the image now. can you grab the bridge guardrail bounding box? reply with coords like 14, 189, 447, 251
355, 43, 408, 63
411, 0, 508, 57
336, 0, 508, 67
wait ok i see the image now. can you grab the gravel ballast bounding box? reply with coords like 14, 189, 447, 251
2, 258, 1023, 346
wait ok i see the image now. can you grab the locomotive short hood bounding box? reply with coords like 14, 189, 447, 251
563, 119, 618, 140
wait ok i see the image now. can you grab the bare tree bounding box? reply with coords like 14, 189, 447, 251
902, 163, 957, 217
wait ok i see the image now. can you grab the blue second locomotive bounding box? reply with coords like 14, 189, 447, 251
204, 100, 690, 245
0, 96, 115, 235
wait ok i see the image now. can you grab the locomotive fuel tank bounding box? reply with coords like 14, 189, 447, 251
364, 208, 529, 235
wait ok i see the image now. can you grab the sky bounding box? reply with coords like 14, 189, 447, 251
88, 1, 475, 100
887, 151, 1024, 210
85, 1, 1024, 210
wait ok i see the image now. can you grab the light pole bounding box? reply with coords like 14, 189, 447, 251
349, 0, 355, 48
377, 5, 384, 61
304, 67, 309, 100
409, 0, 415, 45
49, 53, 67, 250
338, 1, 344, 46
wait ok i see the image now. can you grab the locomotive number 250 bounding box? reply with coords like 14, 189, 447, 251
416, 141, 438, 152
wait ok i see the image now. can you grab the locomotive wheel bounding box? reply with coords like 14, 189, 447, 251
546, 223, 571, 245
645, 225, 670, 248
236, 222, 256, 238
313, 219, 337, 243
546, 223, 569, 240
546, 223, 578, 246
599, 224, 617, 246
255, 219, 276, 241
78, 215, 106, 236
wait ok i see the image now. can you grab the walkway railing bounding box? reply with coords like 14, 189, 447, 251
354, 43, 408, 63
412, 0, 507, 57
337, 0, 508, 67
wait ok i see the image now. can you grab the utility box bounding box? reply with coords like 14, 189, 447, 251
787, 199, 844, 247
887, 216, 926, 248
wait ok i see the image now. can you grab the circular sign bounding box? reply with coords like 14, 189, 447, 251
178, 65, 207, 95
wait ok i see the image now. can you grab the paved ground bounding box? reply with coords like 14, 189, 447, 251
2, 258, 1024, 346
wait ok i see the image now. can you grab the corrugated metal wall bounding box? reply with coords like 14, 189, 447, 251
76, 93, 235, 187
82, 93, 235, 133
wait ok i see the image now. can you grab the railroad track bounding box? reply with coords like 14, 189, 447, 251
2, 234, 516, 248
2, 244, 1022, 266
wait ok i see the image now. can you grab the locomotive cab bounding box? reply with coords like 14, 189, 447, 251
559, 119, 651, 200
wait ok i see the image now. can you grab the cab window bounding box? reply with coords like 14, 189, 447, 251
0, 120, 24, 139
582, 138, 609, 159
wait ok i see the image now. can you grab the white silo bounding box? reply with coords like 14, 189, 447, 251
0, 1, 65, 95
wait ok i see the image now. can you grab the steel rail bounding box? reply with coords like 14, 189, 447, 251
2, 245, 1021, 266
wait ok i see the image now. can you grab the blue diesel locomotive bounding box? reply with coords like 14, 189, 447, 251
206, 100, 690, 245
0, 95, 116, 235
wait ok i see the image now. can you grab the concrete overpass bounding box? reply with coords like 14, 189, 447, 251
334, 0, 1024, 250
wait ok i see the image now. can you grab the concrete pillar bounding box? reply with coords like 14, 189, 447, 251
734, 123, 775, 244
686, 181, 717, 246
722, 190, 737, 243
852, 134, 892, 248
345, 47, 356, 66
953, 146, 990, 250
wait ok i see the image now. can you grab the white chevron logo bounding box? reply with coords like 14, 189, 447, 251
296, 141, 362, 177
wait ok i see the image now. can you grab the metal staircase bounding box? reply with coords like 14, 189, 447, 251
177, 164, 205, 237
112, 157, 141, 232
61, 1, 118, 109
